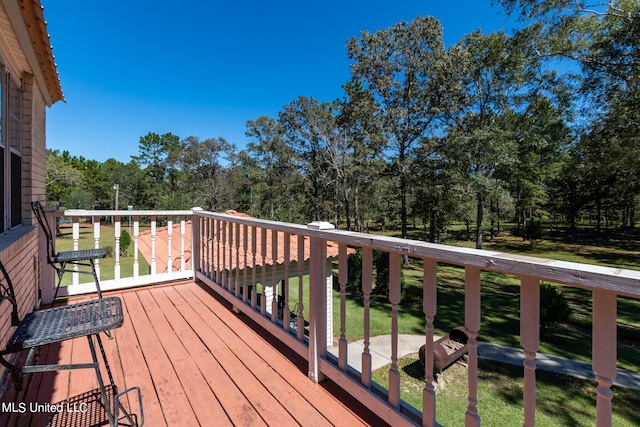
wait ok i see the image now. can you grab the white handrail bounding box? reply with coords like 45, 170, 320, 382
43, 209, 196, 299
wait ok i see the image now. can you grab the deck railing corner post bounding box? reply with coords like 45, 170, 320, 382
307, 221, 335, 383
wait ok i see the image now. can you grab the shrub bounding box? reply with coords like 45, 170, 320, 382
120, 229, 132, 256
346, 248, 405, 298
524, 219, 544, 249
346, 248, 362, 292
540, 283, 572, 331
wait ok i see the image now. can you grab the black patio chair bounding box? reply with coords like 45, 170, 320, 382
31, 201, 107, 302
0, 260, 143, 426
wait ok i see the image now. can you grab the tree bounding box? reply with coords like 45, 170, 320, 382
176, 136, 235, 211
279, 96, 336, 221
347, 15, 447, 240
495, 0, 640, 230
337, 78, 384, 231
45, 150, 86, 208
244, 116, 301, 220
441, 30, 565, 248
132, 132, 182, 209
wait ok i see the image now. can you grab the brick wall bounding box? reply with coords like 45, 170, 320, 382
0, 71, 47, 397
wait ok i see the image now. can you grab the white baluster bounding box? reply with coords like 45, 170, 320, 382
282, 233, 291, 331
361, 247, 373, 388
133, 218, 139, 278
94, 216, 102, 282
150, 216, 157, 275
227, 222, 234, 292
215, 219, 221, 284
422, 258, 437, 427
235, 222, 241, 297
72, 216, 80, 285
251, 226, 258, 309
167, 218, 173, 273
180, 217, 186, 272
221, 220, 228, 289
388, 252, 401, 408
114, 216, 121, 280
296, 234, 305, 340
338, 244, 348, 371
520, 276, 540, 427
465, 266, 481, 426
243, 224, 249, 303
593, 289, 617, 427
260, 227, 267, 316
271, 229, 278, 322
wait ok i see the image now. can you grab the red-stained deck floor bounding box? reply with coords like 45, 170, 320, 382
3, 281, 385, 427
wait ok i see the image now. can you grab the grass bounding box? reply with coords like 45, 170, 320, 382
372, 357, 640, 426
54, 223, 150, 285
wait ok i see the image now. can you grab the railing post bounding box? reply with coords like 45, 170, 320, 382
307, 221, 335, 383
191, 208, 202, 279
40, 206, 57, 305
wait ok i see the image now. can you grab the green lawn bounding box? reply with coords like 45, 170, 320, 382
372, 357, 640, 426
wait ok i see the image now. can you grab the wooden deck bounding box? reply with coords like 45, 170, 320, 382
3, 281, 386, 427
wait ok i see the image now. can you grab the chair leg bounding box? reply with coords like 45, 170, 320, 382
50, 263, 66, 307
90, 259, 103, 300
90, 334, 141, 426
87, 334, 116, 426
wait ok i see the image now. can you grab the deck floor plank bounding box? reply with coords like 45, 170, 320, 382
116, 291, 168, 427
148, 286, 268, 426
158, 286, 304, 426
121, 291, 200, 427
137, 289, 234, 427
186, 283, 373, 427
169, 285, 338, 427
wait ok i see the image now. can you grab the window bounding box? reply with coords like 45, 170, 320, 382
0, 62, 23, 233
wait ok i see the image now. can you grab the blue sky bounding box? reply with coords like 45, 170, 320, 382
42, 1, 518, 163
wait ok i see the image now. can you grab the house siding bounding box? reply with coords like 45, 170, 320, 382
0, 0, 58, 398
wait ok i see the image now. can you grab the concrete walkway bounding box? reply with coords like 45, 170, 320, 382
328, 334, 640, 391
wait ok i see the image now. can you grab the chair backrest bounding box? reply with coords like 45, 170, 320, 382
0, 261, 20, 327
31, 201, 57, 265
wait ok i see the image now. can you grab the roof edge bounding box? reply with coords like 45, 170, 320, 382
18, 0, 63, 104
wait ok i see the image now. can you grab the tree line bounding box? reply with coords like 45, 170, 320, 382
46, 1, 639, 249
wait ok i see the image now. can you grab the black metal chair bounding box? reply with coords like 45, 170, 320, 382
31, 201, 107, 302
0, 260, 143, 427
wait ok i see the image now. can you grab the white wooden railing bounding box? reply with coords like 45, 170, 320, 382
191, 210, 640, 427
41, 207, 195, 302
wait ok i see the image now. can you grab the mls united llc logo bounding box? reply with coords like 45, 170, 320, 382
1, 401, 89, 414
